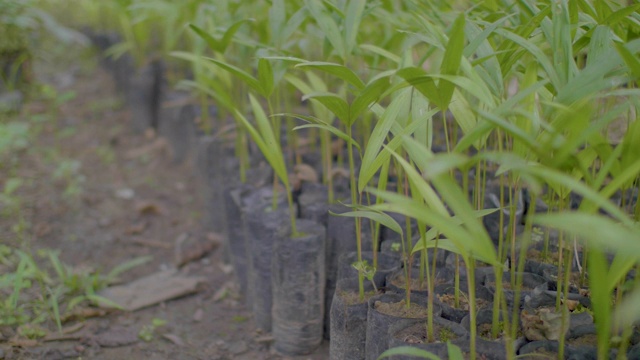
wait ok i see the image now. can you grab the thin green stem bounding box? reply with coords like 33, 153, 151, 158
467, 258, 477, 360
347, 124, 364, 300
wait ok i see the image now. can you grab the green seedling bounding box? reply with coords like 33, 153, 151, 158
138, 318, 167, 342
50, 1, 640, 359
351, 260, 378, 292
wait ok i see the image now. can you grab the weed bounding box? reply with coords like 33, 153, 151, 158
138, 318, 167, 342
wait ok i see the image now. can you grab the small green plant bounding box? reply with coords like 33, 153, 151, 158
138, 318, 167, 342
351, 260, 378, 292
438, 327, 456, 343
0, 246, 149, 331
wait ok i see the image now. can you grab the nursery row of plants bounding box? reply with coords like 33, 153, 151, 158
36, 0, 640, 359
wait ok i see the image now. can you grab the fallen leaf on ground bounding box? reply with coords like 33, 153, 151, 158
255, 335, 274, 343
93, 325, 138, 347
61, 307, 108, 322
174, 236, 221, 267
98, 269, 205, 311
125, 221, 148, 235
162, 333, 185, 347
130, 238, 171, 249
212, 285, 229, 302
125, 137, 167, 159
564, 299, 579, 311
136, 201, 165, 216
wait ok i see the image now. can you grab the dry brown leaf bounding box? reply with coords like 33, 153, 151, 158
125, 221, 148, 235
93, 325, 138, 347
175, 237, 221, 267
98, 269, 205, 311
255, 335, 274, 343
43, 323, 87, 343
62, 322, 86, 335
162, 333, 186, 347
130, 238, 171, 249
564, 299, 579, 311
136, 201, 165, 216
124, 137, 166, 159
212, 288, 228, 302
34, 223, 52, 237
9, 336, 39, 347
61, 307, 108, 322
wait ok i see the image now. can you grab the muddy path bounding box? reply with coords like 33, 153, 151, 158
0, 49, 328, 360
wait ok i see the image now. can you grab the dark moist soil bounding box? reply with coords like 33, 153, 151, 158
0, 49, 328, 359
394, 323, 459, 344
568, 333, 598, 346
437, 293, 490, 311
374, 299, 427, 319
527, 249, 588, 288
338, 289, 379, 306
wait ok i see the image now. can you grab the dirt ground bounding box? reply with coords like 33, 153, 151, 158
0, 47, 329, 360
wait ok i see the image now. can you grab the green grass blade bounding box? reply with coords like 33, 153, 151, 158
495, 28, 561, 91
248, 94, 288, 186
358, 88, 411, 191
446, 342, 465, 360
281, 7, 309, 45
48, 287, 62, 332
220, 19, 254, 53
606, 255, 636, 293
269, 0, 286, 47
533, 212, 640, 258
105, 256, 153, 284
397, 67, 443, 110
302, 92, 350, 125
615, 42, 640, 79
439, 13, 466, 110
235, 107, 287, 189
332, 210, 403, 238
602, 3, 640, 27
366, 189, 471, 260
258, 58, 275, 98
359, 44, 401, 64
350, 76, 390, 120
305, 0, 346, 59
205, 57, 264, 97
345, 0, 366, 56
291, 124, 361, 151
358, 114, 436, 193
295, 123, 359, 149
296, 61, 365, 90
614, 286, 640, 330
588, 250, 612, 360
188, 23, 222, 52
